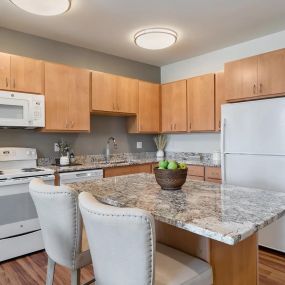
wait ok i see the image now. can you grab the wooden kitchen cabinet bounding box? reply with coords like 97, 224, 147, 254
92, 71, 117, 112
128, 81, 160, 133
44, 62, 90, 132
258, 49, 285, 96
104, 164, 152, 177
225, 49, 285, 102
187, 165, 205, 181
117, 76, 138, 114
225, 56, 258, 101
10, 55, 43, 94
161, 80, 187, 132
215, 72, 226, 131
91, 71, 138, 115
205, 166, 221, 183
0, 52, 10, 90
187, 74, 215, 132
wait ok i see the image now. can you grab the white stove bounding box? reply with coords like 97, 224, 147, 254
0, 147, 55, 262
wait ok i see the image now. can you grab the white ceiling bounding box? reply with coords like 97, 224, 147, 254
1, 0, 285, 66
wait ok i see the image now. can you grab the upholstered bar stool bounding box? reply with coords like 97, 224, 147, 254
29, 179, 94, 285
79, 192, 213, 285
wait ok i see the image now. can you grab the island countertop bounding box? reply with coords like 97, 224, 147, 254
69, 173, 285, 245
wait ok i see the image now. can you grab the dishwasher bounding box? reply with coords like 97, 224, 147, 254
59, 169, 104, 184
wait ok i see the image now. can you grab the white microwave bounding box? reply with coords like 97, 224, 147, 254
0, 91, 45, 128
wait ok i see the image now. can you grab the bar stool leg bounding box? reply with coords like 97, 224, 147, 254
46, 257, 55, 285
71, 269, 81, 285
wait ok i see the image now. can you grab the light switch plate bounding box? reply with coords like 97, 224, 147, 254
137, 142, 143, 149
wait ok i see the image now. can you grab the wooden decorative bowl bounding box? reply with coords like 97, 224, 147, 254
154, 167, 187, 191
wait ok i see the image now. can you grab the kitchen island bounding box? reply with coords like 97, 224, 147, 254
69, 173, 285, 285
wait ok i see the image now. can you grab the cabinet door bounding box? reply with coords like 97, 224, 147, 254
161, 80, 187, 132
117, 76, 138, 114
44, 62, 69, 131
225, 56, 258, 101
187, 74, 215, 132
68, 68, 90, 132
258, 49, 285, 96
10, 55, 43, 94
91, 71, 117, 112
215, 72, 226, 131
0, 53, 10, 90
128, 81, 160, 133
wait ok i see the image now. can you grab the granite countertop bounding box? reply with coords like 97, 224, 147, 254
47, 158, 220, 173
69, 173, 285, 245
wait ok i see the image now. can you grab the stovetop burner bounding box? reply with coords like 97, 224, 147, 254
21, 168, 44, 173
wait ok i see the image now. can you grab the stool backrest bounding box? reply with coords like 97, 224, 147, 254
79, 192, 156, 285
29, 178, 82, 270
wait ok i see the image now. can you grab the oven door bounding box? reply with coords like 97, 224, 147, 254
0, 175, 55, 239
0, 96, 30, 127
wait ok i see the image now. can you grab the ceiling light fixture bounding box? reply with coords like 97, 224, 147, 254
9, 0, 71, 16
134, 28, 177, 50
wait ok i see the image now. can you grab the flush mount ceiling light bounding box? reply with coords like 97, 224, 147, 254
9, 0, 71, 16
134, 28, 177, 50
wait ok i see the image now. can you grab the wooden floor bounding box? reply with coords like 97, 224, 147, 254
0, 247, 284, 284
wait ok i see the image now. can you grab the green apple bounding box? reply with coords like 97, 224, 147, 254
179, 162, 187, 170
167, 161, 178, 170
159, 160, 168, 169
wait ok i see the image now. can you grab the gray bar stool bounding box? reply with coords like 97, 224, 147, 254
29, 178, 95, 285
79, 192, 213, 285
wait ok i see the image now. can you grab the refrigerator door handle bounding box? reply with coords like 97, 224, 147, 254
221, 119, 226, 183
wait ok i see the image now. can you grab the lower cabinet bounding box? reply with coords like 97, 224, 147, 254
187, 165, 221, 183
104, 164, 152, 177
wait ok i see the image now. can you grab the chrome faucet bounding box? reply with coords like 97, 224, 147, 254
106, 137, 117, 162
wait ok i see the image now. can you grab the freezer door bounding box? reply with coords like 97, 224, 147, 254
222, 98, 285, 154
223, 153, 285, 191
224, 153, 285, 252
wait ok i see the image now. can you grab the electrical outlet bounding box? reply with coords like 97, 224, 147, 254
137, 142, 142, 149
54, 143, 59, 152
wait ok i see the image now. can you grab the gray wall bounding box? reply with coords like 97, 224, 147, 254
0, 28, 160, 157
0, 28, 160, 82
0, 116, 156, 158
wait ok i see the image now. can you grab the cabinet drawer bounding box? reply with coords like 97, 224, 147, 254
205, 167, 221, 180
188, 175, 204, 181
187, 165, 204, 177
104, 164, 152, 177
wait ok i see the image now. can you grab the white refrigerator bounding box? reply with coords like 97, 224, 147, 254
221, 97, 285, 252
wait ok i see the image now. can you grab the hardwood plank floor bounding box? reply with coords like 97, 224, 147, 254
0, 247, 284, 284
0, 251, 94, 285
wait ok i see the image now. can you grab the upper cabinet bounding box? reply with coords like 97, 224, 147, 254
215, 72, 226, 131
0, 53, 43, 94
161, 80, 187, 132
258, 49, 285, 96
0, 53, 10, 90
128, 81, 160, 133
187, 74, 215, 132
91, 71, 138, 115
44, 62, 90, 132
225, 49, 285, 101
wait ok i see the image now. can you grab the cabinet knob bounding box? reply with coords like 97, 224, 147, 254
13, 79, 16, 89
253, 84, 256, 94
113, 103, 115, 110
5, 78, 8, 88
174, 123, 176, 130
189, 122, 192, 130
259, 83, 263, 94
218, 120, 221, 129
